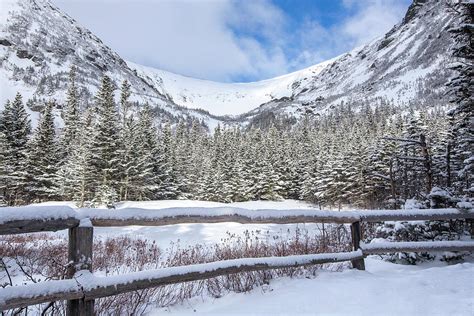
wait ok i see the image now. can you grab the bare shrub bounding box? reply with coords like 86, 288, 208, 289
0, 224, 351, 315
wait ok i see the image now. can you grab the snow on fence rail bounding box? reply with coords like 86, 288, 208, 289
0, 205, 473, 313
0, 251, 364, 310
0, 206, 79, 235
2, 206, 473, 235
361, 240, 474, 254
78, 207, 361, 226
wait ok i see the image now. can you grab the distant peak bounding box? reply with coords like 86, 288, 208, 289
403, 0, 430, 24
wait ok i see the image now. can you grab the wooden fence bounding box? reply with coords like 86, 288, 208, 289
0, 207, 473, 314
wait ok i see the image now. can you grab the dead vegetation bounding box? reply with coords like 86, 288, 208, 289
0, 224, 350, 315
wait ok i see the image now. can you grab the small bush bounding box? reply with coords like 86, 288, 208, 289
0, 224, 351, 315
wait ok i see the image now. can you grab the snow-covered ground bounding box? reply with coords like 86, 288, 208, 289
5, 200, 474, 315
151, 258, 474, 316
35, 200, 324, 248
127, 60, 335, 116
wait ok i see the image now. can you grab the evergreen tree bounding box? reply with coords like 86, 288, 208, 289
62, 108, 96, 206
446, 0, 473, 197
0, 131, 8, 205
119, 80, 132, 119
27, 101, 60, 202
91, 75, 120, 206
60, 65, 81, 159
155, 123, 179, 199
133, 104, 159, 199
0, 93, 31, 205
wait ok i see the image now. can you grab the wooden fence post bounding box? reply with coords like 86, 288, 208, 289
350, 221, 365, 270
67, 224, 94, 316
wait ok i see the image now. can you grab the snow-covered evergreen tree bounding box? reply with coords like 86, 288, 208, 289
0, 93, 31, 205
133, 104, 160, 199
0, 131, 9, 205
27, 101, 60, 202
62, 108, 96, 206
446, 0, 473, 198
60, 65, 81, 160
155, 123, 179, 199
91, 75, 120, 206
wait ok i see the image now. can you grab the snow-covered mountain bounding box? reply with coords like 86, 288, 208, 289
128, 58, 337, 117
0, 0, 465, 126
0, 0, 223, 128
131, 0, 461, 120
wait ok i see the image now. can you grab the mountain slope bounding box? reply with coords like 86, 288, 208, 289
128, 57, 336, 117
128, 0, 461, 120
0, 0, 465, 126
0, 0, 222, 128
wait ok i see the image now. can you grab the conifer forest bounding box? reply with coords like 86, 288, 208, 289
1, 64, 472, 209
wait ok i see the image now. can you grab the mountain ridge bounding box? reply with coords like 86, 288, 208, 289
0, 0, 463, 126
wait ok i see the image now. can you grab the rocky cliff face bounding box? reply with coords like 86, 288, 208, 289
0, 0, 220, 127
242, 0, 462, 122
0, 0, 465, 127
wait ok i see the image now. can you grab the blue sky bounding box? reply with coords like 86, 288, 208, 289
54, 0, 411, 83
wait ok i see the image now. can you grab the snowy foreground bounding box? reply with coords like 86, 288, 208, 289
38, 200, 322, 247
152, 258, 474, 316
16, 200, 474, 315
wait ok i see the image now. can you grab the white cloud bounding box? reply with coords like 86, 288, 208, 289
54, 0, 410, 82
341, 0, 409, 46
291, 0, 410, 69
54, 0, 291, 82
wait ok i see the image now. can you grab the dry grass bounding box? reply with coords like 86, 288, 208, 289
0, 224, 351, 315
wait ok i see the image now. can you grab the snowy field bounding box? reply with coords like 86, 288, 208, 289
37, 199, 325, 248
151, 258, 474, 316
18, 200, 474, 315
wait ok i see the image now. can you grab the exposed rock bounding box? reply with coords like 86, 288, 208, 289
0, 39, 12, 46
16, 49, 33, 59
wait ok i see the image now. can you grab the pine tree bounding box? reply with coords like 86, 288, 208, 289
0, 131, 8, 205
0, 93, 31, 204
62, 108, 96, 206
133, 104, 159, 199
117, 80, 137, 200
91, 75, 120, 206
27, 101, 60, 202
446, 0, 473, 197
120, 80, 132, 119
155, 123, 179, 199
60, 65, 81, 160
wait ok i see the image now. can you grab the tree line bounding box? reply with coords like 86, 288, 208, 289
0, 66, 472, 208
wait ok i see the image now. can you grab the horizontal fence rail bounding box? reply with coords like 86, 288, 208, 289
359, 208, 474, 222
361, 240, 474, 254
0, 251, 364, 310
1, 207, 473, 235
0, 206, 79, 235
78, 207, 361, 226
0, 205, 473, 313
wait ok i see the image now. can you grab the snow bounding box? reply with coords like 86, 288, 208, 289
0, 250, 362, 307
150, 258, 474, 316
0, 279, 80, 307
0, 0, 21, 24
127, 58, 336, 116
0, 205, 76, 224
29, 200, 329, 247
79, 218, 93, 227
1, 201, 473, 314
3, 201, 471, 249
457, 201, 473, 209
359, 208, 470, 218
85, 200, 339, 247
77, 207, 359, 222
116, 199, 313, 210
78, 250, 363, 291
361, 240, 474, 250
